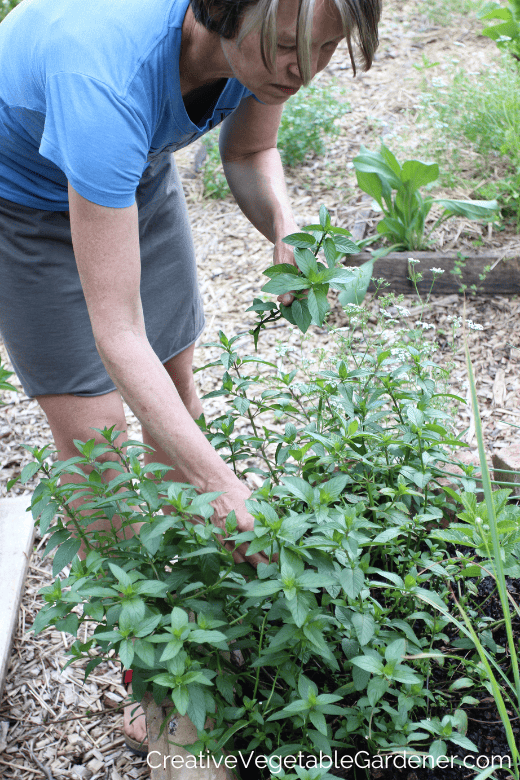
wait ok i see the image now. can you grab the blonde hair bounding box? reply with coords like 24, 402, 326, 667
235, 0, 381, 84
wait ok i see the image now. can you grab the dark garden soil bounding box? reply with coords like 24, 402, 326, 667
228, 540, 520, 780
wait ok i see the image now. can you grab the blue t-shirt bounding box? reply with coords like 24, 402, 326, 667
0, 0, 256, 210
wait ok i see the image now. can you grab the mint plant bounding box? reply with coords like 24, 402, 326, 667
246, 205, 369, 347
20, 217, 520, 773
353, 143, 499, 251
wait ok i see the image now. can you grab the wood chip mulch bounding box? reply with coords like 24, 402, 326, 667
1, 1, 519, 778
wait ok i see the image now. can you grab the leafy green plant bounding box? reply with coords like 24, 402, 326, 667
247, 205, 370, 346
353, 144, 499, 252
201, 81, 348, 199
18, 210, 520, 776
480, 0, 520, 62
419, 59, 520, 226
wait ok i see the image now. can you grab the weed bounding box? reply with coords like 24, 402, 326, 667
419, 56, 520, 224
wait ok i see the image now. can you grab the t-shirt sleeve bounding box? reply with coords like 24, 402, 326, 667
39, 72, 151, 208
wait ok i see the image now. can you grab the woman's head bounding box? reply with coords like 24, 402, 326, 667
190, 0, 382, 85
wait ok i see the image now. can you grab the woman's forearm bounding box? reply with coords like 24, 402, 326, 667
96, 330, 240, 495
221, 148, 299, 244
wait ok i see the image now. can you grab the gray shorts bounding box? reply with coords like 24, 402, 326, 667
0, 153, 205, 398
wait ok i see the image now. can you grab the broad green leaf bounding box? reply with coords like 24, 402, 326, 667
288, 299, 312, 334
407, 405, 425, 427
337, 259, 374, 306
261, 274, 309, 295
134, 580, 169, 597
338, 567, 365, 599
216, 674, 235, 705
319, 204, 331, 229
309, 709, 328, 735
189, 629, 228, 646
351, 655, 384, 674
120, 597, 146, 629
170, 607, 190, 632
139, 479, 160, 511
323, 236, 338, 267
187, 684, 207, 732
448, 732, 479, 752
434, 198, 499, 221
119, 638, 135, 669
307, 286, 329, 325
353, 148, 402, 189
391, 664, 423, 684
333, 234, 362, 255
286, 591, 310, 627
281, 232, 317, 248
52, 538, 81, 577
134, 639, 155, 667
108, 562, 133, 590
379, 143, 402, 178
243, 580, 282, 598
21, 461, 41, 484
401, 159, 439, 189
160, 639, 183, 661
39, 501, 60, 535
429, 739, 448, 761
385, 638, 406, 664
370, 530, 403, 552
172, 685, 190, 716
351, 612, 375, 645
294, 247, 319, 276
367, 676, 388, 706
280, 476, 315, 505
355, 169, 384, 208
263, 263, 301, 278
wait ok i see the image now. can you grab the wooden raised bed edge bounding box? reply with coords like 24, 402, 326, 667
342, 250, 520, 295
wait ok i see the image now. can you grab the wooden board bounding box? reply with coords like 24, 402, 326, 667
342, 251, 520, 295
0, 497, 34, 701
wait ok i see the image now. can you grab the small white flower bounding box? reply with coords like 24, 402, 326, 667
419, 322, 436, 330
430, 267, 445, 274
395, 305, 410, 317
467, 320, 484, 331
408, 258, 420, 265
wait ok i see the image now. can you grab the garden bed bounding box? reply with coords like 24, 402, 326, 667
344, 251, 520, 296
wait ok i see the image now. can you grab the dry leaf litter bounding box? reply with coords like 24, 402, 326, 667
1, 1, 519, 777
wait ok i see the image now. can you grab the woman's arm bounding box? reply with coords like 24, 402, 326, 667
219, 96, 301, 303
67, 182, 265, 565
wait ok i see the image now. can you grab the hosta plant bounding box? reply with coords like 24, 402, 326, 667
353, 144, 499, 252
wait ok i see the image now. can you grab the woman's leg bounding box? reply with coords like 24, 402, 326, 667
36, 390, 147, 746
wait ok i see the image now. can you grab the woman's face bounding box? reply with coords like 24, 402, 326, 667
220, 0, 345, 102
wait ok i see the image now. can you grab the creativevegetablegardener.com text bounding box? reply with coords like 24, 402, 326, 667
147, 750, 513, 773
